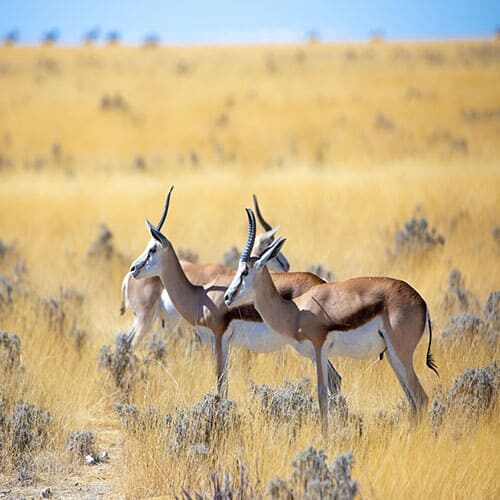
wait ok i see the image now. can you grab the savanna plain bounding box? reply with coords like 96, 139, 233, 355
0, 39, 499, 498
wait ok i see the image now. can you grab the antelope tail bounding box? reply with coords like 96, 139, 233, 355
120, 272, 130, 315
426, 308, 439, 377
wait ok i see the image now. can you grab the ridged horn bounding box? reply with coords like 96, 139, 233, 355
156, 186, 174, 230
241, 208, 256, 263
252, 194, 272, 231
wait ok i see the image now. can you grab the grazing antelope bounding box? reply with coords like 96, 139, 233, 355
224, 209, 439, 436
129, 188, 342, 396
120, 193, 289, 347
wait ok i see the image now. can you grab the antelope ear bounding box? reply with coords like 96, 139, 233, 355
146, 219, 169, 247
259, 226, 279, 241
256, 237, 287, 271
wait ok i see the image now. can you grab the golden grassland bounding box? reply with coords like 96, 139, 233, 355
0, 40, 499, 497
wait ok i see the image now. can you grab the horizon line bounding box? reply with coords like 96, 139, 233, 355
2, 35, 497, 49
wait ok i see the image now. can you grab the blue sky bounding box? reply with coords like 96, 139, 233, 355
1, 0, 499, 44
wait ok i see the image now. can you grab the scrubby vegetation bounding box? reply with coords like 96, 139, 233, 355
0, 39, 498, 497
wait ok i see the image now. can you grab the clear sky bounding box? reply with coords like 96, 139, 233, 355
1, 0, 499, 44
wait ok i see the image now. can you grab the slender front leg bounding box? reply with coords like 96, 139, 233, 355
214, 334, 229, 398
315, 344, 329, 439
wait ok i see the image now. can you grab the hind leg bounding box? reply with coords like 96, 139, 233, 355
125, 318, 138, 344
314, 344, 329, 439
130, 300, 161, 348
380, 314, 429, 417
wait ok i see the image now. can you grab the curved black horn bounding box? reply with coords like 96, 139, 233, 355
252, 194, 272, 231
241, 208, 256, 263
156, 186, 174, 230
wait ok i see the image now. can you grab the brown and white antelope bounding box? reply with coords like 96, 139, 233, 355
120, 193, 289, 347
129, 188, 342, 396
224, 209, 439, 435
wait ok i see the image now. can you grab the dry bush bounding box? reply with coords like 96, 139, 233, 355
447, 363, 498, 416
483, 291, 499, 336
180, 462, 259, 499
99, 332, 170, 398
388, 213, 445, 259
170, 393, 239, 453
114, 403, 164, 433
268, 447, 358, 499
0, 238, 14, 259
491, 226, 500, 244
178, 247, 199, 263
440, 314, 487, 345
441, 289, 499, 347
37, 288, 87, 353
178, 447, 358, 499
99, 333, 138, 396
221, 246, 240, 270
116, 393, 239, 468
0, 331, 22, 373
250, 379, 361, 439
442, 268, 479, 314
430, 361, 499, 430
66, 430, 96, 460
250, 378, 315, 433
0, 402, 53, 483
0, 262, 28, 316
87, 223, 115, 260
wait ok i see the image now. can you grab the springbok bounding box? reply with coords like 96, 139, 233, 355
120, 193, 289, 347
129, 188, 342, 396
224, 209, 439, 435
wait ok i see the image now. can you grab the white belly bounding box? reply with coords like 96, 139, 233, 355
228, 320, 287, 353
159, 289, 182, 325
327, 315, 386, 359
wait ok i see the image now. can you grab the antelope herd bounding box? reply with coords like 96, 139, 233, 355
123, 187, 438, 436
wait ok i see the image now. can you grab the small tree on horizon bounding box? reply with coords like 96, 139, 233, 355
143, 33, 160, 48
83, 27, 100, 45
370, 29, 386, 43
106, 31, 121, 45
41, 28, 59, 46
3, 29, 19, 46
306, 29, 321, 43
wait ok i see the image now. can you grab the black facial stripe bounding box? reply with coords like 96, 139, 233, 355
134, 258, 146, 273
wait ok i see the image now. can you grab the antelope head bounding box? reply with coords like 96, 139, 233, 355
130, 186, 174, 280
253, 194, 290, 272
224, 208, 286, 306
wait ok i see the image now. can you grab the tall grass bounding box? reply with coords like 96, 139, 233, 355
0, 40, 499, 497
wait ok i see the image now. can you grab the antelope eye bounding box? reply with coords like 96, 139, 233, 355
150, 246, 156, 254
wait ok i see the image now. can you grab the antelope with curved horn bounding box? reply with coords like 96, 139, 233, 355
120, 193, 289, 347
224, 209, 438, 436
129, 188, 343, 396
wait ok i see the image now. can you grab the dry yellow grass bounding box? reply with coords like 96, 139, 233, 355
0, 40, 499, 498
